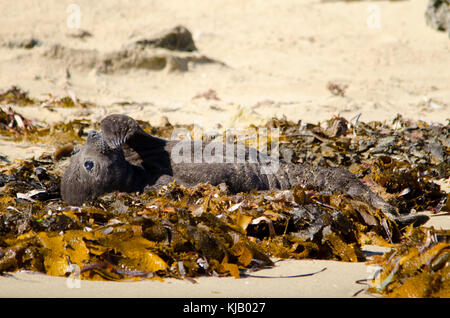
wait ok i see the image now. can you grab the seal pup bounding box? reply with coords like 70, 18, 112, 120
61, 114, 429, 227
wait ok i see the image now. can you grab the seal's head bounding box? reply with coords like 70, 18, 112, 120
61, 130, 131, 206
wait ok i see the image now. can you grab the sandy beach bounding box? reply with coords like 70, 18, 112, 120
0, 0, 449, 298
0, 258, 379, 298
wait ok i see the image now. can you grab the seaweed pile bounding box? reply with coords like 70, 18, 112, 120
0, 86, 90, 109
425, 0, 450, 37
0, 107, 90, 148
0, 162, 373, 280
368, 226, 449, 297
269, 115, 448, 214
0, 86, 35, 106
0, 93, 449, 296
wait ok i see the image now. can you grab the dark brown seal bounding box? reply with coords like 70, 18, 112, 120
61, 114, 429, 227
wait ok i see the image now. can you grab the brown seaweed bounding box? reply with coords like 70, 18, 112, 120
0, 86, 34, 106
368, 227, 449, 298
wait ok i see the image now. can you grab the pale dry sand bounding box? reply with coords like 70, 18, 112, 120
1, 0, 449, 131
0, 212, 447, 298
0, 259, 376, 298
0, 0, 449, 298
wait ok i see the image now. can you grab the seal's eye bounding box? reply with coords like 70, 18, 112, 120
84, 160, 94, 172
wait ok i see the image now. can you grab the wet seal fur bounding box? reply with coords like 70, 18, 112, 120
61, 114, 429, 227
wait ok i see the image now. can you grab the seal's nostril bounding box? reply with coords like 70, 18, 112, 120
87, 131, 97, 138
88, 131, 103, 139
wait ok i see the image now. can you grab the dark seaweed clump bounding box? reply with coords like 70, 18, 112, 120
0, 86, 35, 106
0, 86, 92, 109
269, 115, 449, 214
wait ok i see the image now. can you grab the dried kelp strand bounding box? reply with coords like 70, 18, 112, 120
241, 266, 327, 279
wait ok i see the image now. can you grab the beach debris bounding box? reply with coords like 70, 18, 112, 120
368, 226, 450, 297
193, 89, 221, 101
0, 107, 34, 134
326, 81, 348, 97
0, 106, 91, 146
241, 266, 327, 279
0, 85, 92, 110
127, 25, 197, 52
40, 91, 92, 109
0, 86, 34, 106
1, 38, 41, 49
419, 97, 447, 112
66, 29, 93, 40
425, 0, 450, 37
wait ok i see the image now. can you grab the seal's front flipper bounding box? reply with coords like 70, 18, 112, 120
100, 114, 170, 174
100, 114, 141, 149
100, 114, 166, 150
